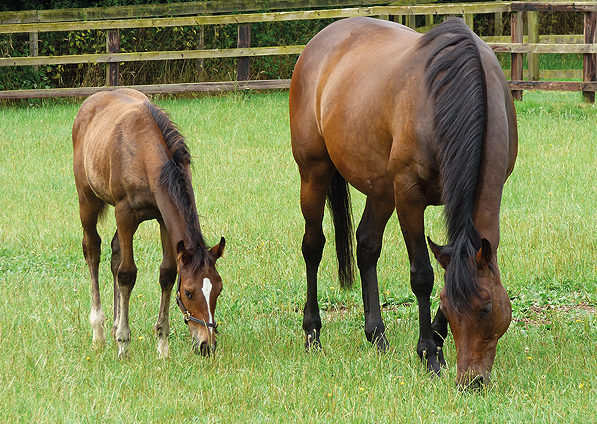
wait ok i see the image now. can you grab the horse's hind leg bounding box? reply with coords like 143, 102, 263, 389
79, 196, 106, 347
299, 162, 335, 350
155, 221, 177, 358
356, 197, 394, 352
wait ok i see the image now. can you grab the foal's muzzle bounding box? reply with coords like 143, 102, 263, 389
193, 339, 217, 356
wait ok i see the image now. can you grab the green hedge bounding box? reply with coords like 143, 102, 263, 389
0, 0, 585, 91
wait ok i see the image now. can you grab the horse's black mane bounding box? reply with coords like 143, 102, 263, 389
144, 101, 208, 269
419, 18, 486, 313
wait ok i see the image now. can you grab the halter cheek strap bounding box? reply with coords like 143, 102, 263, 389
175, 273, 219, 333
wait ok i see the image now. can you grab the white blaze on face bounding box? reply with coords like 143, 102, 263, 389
202, 278, 214, 332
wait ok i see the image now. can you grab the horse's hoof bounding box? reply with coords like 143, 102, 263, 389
305, 330, 322, 352
418, 345, 444, 376
373, 333, 389, 353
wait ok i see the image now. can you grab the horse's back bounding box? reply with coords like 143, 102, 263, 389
73, 88, 149, 146
73, 89, 164, 207
290, 17, 428, 201
290, 17, 422, 123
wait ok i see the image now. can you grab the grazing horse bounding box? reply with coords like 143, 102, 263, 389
289, 17, 517, 388
73, 88, 225, 358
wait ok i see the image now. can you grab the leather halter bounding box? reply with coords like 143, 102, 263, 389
175, 273, 219, 333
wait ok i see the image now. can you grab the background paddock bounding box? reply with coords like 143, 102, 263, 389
0, 91, 596, 421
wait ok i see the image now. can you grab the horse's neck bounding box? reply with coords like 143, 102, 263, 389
154, 188, 200, 252
472, 167, 506, 253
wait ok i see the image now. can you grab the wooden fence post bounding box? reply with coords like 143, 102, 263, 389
196, 26, 205, 80
237, 24, 251, 81
494, 0, 504, 37
464, 13, 474, 30
106, 29, 120, 87
528, 11, 539, 81
511, 11, 524, 100
29, 31, 38, 71
583, 11, 596, 103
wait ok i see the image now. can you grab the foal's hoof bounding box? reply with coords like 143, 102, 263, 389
117, 342, 130, 360
305, 330, 322, 351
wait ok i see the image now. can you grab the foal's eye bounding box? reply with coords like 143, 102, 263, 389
185, 290, 192, 299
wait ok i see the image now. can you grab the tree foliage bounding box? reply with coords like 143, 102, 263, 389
0, 0, 585, 91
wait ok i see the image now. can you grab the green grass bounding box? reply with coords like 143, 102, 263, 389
0, 90, 596, 423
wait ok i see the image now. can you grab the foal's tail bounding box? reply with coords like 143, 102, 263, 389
327, 171, 355, 289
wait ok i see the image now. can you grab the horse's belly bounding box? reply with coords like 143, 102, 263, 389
82, 141, 116, 205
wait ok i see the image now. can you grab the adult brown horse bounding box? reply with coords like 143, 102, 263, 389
73, 88, 225, 358
290, 17, 517, 388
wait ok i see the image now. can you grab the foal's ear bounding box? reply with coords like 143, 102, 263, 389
427, 237, 450, 269
177, 240, 192, 265
475, 238, 492, 270
209, 237, 226, 261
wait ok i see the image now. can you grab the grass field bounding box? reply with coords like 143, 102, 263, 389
0, 90, 596, 423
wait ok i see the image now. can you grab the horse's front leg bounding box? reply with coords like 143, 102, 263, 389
432, 305, 448, 368
155, 221, 177, 359
113, 203, 139, 358
396, 201, 443, 375
356, 197, 394, 352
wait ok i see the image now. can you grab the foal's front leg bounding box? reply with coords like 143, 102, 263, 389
155, 222, 177, 358
113, 204, 139, 358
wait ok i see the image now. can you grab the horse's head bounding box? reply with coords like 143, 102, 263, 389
429, 238, 511, 390
176, 237, 225, 356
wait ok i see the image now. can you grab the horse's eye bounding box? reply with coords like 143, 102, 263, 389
185, 290, 192, 299
481, 304, 492, 318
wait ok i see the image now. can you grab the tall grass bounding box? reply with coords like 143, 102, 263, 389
0, 90, 596, 423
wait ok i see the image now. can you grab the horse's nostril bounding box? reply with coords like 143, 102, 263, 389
468, 375, 486, 391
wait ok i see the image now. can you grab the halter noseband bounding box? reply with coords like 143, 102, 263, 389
175, 273, 219, 333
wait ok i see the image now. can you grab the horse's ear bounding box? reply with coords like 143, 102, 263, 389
427, 237, 450, 269
209, 237, 226, 261
177, 240, 192, 265
476, 238, 492, 270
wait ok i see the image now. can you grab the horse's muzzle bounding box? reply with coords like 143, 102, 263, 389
458, 372, 489, 391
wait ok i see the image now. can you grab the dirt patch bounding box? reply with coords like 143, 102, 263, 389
514, 302, 596, 326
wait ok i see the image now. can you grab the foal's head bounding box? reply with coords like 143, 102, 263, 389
429, 238, 511, 390
176, 238, 226, 356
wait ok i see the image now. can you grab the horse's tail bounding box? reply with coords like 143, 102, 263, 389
327, 170, 355, 289
420, 18, 486, 312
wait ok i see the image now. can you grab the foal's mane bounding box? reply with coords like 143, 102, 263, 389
144, 101, 209, 269
419, 18, 486, 312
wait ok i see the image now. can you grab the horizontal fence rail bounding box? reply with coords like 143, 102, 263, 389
0, 1, 595, 101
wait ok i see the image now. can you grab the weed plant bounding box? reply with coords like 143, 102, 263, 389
0, 90, 595, 422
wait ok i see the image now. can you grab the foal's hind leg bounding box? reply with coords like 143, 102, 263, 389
299, 163, 335, 350
154, 221, 177, 358
356, 197, 394, 352
396, 200, 444, 375
79, 197, 106, 346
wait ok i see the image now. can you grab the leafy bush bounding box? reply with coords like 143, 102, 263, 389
0, 0, 587, 90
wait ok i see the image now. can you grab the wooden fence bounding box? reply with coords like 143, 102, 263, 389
0, 1, 596, 101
